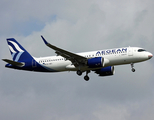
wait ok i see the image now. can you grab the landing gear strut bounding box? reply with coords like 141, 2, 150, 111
131, 63, 135, 72
84, 71, 90, 81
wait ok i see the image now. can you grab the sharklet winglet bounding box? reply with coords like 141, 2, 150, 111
41, 35, 48, 45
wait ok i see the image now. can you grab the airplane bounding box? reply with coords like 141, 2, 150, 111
2, 36, 153, 81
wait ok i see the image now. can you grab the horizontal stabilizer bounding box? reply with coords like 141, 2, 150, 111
2, 59, 24, 66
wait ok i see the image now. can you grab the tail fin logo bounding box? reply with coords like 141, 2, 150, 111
8, 40, 24, 62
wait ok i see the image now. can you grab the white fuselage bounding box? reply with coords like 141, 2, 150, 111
4, 37, 153, 81
34, 47, 152, 72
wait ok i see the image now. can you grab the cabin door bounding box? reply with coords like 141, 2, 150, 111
32, 59, 37, 67
128, 48, 133, 56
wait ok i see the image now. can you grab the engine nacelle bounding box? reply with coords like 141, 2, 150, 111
95, 66, 115, 76
87, 57, 103, 68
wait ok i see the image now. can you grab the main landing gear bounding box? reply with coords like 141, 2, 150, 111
77, 70, 82, 76
76, 70, 90, 81
131, 63, 135, 72
84, 71, 90, 81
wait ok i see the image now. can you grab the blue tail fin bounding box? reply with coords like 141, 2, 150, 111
6, 38, 33, 62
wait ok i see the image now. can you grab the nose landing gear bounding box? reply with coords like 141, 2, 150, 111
131, 63, 135, 72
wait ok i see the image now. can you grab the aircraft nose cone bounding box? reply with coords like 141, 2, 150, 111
148, 53, 153, 59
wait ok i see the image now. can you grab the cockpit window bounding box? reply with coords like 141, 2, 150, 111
138, 49, 146, 52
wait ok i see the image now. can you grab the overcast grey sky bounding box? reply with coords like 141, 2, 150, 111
0, 0, 154, 120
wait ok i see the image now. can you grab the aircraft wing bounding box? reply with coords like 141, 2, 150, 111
41, 36, 87, 67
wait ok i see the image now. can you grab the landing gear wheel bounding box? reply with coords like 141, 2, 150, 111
132, 68, 135, 72
131, 63, 135, 72
77, 70, 82, 76
84, 75, 89, 81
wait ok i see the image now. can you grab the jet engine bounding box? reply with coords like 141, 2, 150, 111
94, 66, 115, 76
87, 57, 109, 68
87, 57, 103, 68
